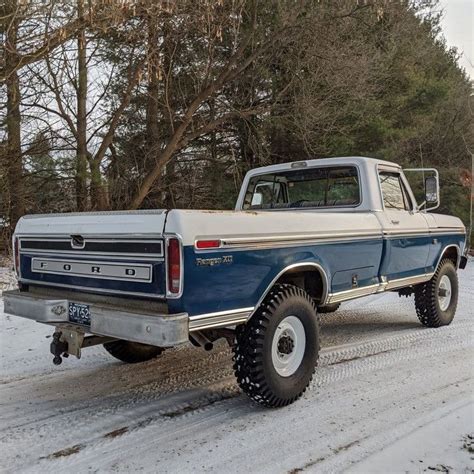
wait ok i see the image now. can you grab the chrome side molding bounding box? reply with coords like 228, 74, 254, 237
326, 272, 435, 304
189, 307, 254, 331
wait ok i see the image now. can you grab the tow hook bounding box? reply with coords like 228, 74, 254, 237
50, 332, 68, 365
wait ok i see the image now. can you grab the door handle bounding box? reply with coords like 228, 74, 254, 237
391, 220, 400, 225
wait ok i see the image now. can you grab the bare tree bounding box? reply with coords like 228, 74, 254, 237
128, 2, 301, 209
21, 2, 146, 210
3, 0, 24, 229
76, 0, 88, 210
2, 1, 100, 227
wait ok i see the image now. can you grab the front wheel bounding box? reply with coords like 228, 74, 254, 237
414, 259, 459, 327
233, 284, 320, 407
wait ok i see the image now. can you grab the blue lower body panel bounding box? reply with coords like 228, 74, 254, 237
168, 239, 383, 317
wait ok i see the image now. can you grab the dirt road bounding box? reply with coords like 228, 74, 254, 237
1, 264, 473, 473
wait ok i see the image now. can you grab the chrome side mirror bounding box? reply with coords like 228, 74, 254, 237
403, 168, 440, 212
424, 176, 438, 204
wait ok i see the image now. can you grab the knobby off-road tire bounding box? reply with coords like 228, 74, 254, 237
103, 340, 164, 364
233, 284, 320, 408
318, 303, 341, 314
414, 258, 458, 328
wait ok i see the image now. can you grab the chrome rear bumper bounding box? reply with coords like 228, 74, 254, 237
3, 290, 188, 347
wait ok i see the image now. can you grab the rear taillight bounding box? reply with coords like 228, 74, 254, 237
13, 237, 20, 276
167, 237, 181, 295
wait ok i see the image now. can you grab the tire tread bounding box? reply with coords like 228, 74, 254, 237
414, 258, 458, 327
232, 283, 319, 407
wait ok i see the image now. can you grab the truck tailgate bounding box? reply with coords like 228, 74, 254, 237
15, 210, 168, 299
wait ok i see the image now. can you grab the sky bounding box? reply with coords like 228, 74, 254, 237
438, 0, 473, 79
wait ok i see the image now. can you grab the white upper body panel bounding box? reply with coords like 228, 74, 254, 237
164, 209, 383, 246
422, 212, 466, 232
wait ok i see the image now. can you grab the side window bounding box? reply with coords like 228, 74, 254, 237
378, 171, 412, 211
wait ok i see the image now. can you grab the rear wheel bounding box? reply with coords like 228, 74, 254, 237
103, 340, 164, 364
414, 259, 458, 327
233, 284, 320, 407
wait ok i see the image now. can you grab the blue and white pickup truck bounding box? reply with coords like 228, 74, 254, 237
4, 157, 468, 407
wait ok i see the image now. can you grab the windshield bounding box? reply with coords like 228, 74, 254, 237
242, 166, 360, 210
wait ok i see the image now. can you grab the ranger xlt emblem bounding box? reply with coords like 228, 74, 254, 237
196, 255, 233, 266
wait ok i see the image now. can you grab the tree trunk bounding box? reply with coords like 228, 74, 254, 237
146, 15, 161, 160
5, 0, 25, 232
143, 14, 163, 207
76, 0, 88, 211
90, 158, 109, 210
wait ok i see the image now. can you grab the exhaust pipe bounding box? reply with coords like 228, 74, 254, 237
191, 331, 214, 351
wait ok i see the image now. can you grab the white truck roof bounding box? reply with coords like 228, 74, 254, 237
244, 156, 400, 176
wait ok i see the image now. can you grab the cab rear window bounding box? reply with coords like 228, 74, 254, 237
243, 166, 360, 210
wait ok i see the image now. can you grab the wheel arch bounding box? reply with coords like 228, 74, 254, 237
252, 262, 329, 316
437, 244, 461, 269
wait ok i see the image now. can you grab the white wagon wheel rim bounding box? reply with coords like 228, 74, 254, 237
438, 274, 452, 311
271, 315, 306, 377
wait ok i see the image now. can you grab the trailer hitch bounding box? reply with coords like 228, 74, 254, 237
50, 331, 68, 365
50, 328, 117, 365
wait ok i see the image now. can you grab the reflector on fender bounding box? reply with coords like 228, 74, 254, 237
195, 239, 221, 249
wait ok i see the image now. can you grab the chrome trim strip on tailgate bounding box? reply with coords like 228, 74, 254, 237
19, 237, 164, 258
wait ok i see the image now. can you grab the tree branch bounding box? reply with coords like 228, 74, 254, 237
1, 16, 90, 82
128, 23, 293, 209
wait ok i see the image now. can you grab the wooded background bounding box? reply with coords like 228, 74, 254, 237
1, 0, 472, 250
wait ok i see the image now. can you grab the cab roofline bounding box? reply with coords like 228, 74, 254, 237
246, 156, 401, 176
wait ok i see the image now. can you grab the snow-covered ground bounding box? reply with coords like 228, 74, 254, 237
0, 263, 473, 473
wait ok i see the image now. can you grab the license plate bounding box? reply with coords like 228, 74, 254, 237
68, 302, 91, 326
